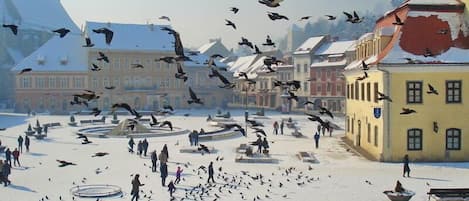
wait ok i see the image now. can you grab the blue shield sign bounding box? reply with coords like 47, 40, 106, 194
373, 108, 381, 119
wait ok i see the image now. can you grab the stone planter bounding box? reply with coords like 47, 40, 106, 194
68, 122, 78, 127
24, 130, 36, 136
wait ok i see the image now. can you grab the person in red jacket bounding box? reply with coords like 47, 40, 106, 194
12, 148, 20, 167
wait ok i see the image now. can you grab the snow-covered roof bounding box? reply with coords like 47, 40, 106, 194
84, 22, 175, 52
311, 59, 347, 68
405, 0, 462, 5
198, 42, 217, 54
197, 40, 231, 57
294, 36, 326, 54
11, 35, 87, 72
0, 0, 79, 32
228, 55, 260, 74
184, 53, 227, 68
315, 41, 356, 56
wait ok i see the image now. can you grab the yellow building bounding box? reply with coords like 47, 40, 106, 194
344, 0, 469, 162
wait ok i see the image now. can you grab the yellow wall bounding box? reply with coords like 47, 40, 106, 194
388, 70, 469, 162
345, 69, 385, 161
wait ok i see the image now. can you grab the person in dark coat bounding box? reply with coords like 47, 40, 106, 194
321, 126, 326, 136
273, 121, 279, 135
5, 148, 11, 166
403, 154, 410, 177
314, 132, 320, 149
128, 137, 135, 153
262, 138, 269, 153
12, 148, 20, 167
17, 136, 23, 153
142, 139, 149, 157
280, 120, 284, 135
131, 174, 144, 201
24, 136, 30, 152
196, 129, 203, 145
44, 125, 48, 136
256, 136, 262, 154
0, 160, 4, 185
151, 150, 158, 172
207, 161, 215, 183
188, 131, 194, 146
2, 160, 11, 186
168, 180, 176, 197
162, 144, 169, 159
137, 141, 143, 156
160, 162, 168, 186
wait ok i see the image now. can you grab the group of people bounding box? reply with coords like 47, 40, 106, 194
188, 129, 204, 146
255, 136, 270, 154
317, 124, 333, 137
0, 135, 31, 187
272, 121, 284, 135
128, 137, 150, 157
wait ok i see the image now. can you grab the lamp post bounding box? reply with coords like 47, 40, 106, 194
244, 82, 250, 137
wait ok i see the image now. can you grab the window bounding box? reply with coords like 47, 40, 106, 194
303, 82, 308, 92
49, 77, 56, 88
407, 129, 422, 150
317, 70, 321, 78
296, 64, 300, 73
303, 64, 308, 73
346, 116, 350, 132
407, 81, 423, 103
446, 81, 461, 103
21, 77, 32, 88
374, 126, 378, 147
337, 84, 341, 93
73, 77, 84, 88
347, 84, 350, 99
355, 81, 359, 100
351, 118, 354, 134
446, 128, 461, 150
366, 83, 371, 102
374, 82, 379, 103
35, 77, 46, 89
367, 123, 371, 143
317, 84, 321, 93
361, 83, 365, 101
351, 84, 354, 99
92, 77, 99, 89
327, 82, 331, 92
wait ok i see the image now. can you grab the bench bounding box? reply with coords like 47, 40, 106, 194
428, 188, 469, 200
92, 119, 105, 124
43, 122, 61, 128
80, 120, 93, 125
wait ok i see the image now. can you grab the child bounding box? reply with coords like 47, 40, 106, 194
175, 166, 183, 184
168, 180, 176, 197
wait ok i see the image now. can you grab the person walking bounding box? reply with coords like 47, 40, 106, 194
128, 137, 135, 153
5, 148, 11, 166
44, 125, 48, 136
167, 180, 176, 197
131, 174, 144, 201
24, 136, 30, 152
12, 148, 20, 167
17, 136, 23, 153
162, 144, 169, 159
321, 126, 326, 137
314, 132, 320, 149
2, 160, 11, 186
207, 161, 215, 183
142, 139, 149, 157
137, 141, 143, 156
329, 127, 334, 137
0, 160, 3, 185
256, 136, 262, 154
189, 131, 194, 146
159, 150, 168, 165
194, 130, 200, 146
197, 129, 204, 145
403, 154, 411, 177
280, 120, 284, 135
175, 166, 183, 184
273, 121, 279, 135
160, 162, 168, 186
262, 138, 269, 154
151, 150, 158, 172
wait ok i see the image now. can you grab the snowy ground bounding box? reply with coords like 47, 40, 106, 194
0, 109, 468, 201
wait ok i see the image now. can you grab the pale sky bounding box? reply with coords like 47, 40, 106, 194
61, 0, 391, 50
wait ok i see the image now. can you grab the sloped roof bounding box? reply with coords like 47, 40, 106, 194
198, 42, 217, 53
184, 53, 227, 68
228, 55, 260, 74
405, 0, 462, 5
294, 36, 326, 54
0, 0, 79, 32
11, 34, 87, 72
315, 40, 356, 56
84, 22, 175, 52
197, 40, 231, 57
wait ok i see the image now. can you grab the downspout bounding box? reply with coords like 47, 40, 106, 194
377, 65, 391, 162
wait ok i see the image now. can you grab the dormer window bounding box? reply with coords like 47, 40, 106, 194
60, 56, 68, 65
37, 55, 45, 65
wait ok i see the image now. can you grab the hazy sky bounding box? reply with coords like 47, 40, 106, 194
61, 0, 391, 50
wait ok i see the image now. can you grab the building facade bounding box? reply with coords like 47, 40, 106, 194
12, 22, 233, 114
344, 0, 469, 162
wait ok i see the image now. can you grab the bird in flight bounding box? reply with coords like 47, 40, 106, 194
92, 27, 114, 45
159, 16, 171, 21
325, 15, 336, 20
230, 7, 239, 14
427, 84, 439, 95
299, 16, 312, 21
2, 24, 18, 35
392, 14, 404, 26
52, 28, 71, 38
225, 19, 237, 30
18, 68, 32, 75
83, 37, 94, 47
258, 0, 284, 8
400, 108, 416, 115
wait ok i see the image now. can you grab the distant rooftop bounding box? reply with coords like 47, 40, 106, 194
294, 36, 327, 54
84, 22, 175, 52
